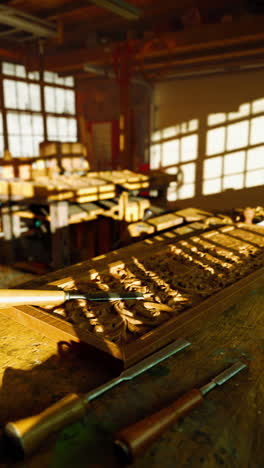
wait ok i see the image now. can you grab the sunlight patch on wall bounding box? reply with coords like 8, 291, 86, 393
207, 113, 226, 126
166, 162, 195, 201
162, 140, 180, 166
178, 162, 195, 200
247, 146, 264, 170
181, 162, 196, 184
204, 156, 222, 179
246, 169, 264, 187
204, 99, 264, 196
178, 183, 195, 200
162, 126, 179, 139
223, 174, 244, 190
250, 116, 264, 145
180, 119, 199, 133
150, 143, 161, 169
224, 151, 245, 174
165, 167, 178, 201
206, 127, 225, 156
252, 98, 264, 114
228, 103, 250, 121
203, 178, 222, 195
151, 130, 161, 142
167, 182, 178, 201
152, 96, 264, 203
226, 121, 249, 151
150, 119, 198, 201
189, 119, 199, 132
181, 134, 198, 161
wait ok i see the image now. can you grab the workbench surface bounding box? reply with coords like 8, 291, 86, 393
0, 269, 263, 467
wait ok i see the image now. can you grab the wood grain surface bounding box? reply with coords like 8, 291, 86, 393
0, 273, 263, 467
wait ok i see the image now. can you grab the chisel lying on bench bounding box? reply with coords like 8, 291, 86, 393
4, 338, 190, 455
114, 361, 247, 462
0, 289, 144, 307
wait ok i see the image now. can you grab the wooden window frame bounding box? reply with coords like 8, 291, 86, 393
0, 61, 78, 158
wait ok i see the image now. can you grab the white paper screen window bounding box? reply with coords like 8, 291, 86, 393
4, 79, 41, 111
44, 71, 74, 87
45, 86, 75, 114
7, 111, 44, 157
47, 116, 77, 142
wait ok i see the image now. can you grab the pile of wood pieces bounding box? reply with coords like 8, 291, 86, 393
0, 176, 115, 202
88, 170, 149, 191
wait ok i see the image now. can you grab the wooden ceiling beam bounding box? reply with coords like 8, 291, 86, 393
89, 0, 142, 20
46, 1, 93, 20
42, 44, 113, 71
138, 47, 264, 73
149, 57, 264, 81
50, 0, 249, 35
135, 17, 264, 60
42, 17, 264, 73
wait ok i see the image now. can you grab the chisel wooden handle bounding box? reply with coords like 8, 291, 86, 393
114, 389, 203, 461
0, 289, 66, 307
5, 393, 88, 455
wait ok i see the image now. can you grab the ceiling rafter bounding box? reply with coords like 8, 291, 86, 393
0, 4, 57, 39
39, 18, 264, 72
89, 0, 142, 19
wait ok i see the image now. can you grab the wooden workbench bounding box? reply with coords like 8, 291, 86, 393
0, 249, 263, 467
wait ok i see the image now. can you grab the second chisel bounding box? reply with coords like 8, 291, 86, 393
114, 361, 247, 461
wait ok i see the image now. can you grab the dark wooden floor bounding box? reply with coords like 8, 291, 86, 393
0, 271, 263, 467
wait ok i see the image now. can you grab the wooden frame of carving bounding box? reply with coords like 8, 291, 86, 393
1, 263, 263, 368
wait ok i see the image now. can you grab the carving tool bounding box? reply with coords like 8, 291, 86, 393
114, 361, 247, 461
4, 338, 191, 455
0, 289, 144, 307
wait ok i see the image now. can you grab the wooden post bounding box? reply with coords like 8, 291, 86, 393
114, 43, 134, 170
119, 77, 132, 169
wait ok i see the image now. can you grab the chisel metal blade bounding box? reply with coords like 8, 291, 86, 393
67, 291, 144, 301
212, 361, 247, 386
200, 361, 247, 395
85, 338, 191, 402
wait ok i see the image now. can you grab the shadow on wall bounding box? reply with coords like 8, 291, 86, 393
150, 71, 264, 210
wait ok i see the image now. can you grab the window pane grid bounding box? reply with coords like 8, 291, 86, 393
47, 116, 77, 142
7, 111, 44, 157
44, 86, 75, 115
1, 62, 77, 157
4, 79, 41, 111
44, 71, 74, 87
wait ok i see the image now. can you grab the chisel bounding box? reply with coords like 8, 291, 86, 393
4, 338, 190, 455
0, 289, 144, 307
114, 361, 247, 461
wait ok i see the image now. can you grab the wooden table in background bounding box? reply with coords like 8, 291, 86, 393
0, 270, 263, 467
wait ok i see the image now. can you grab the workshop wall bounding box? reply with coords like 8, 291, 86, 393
152, 68, 264, 210
76, 78, 151, 170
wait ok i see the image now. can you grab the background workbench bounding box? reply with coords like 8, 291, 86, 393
0, 272, 263, 467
